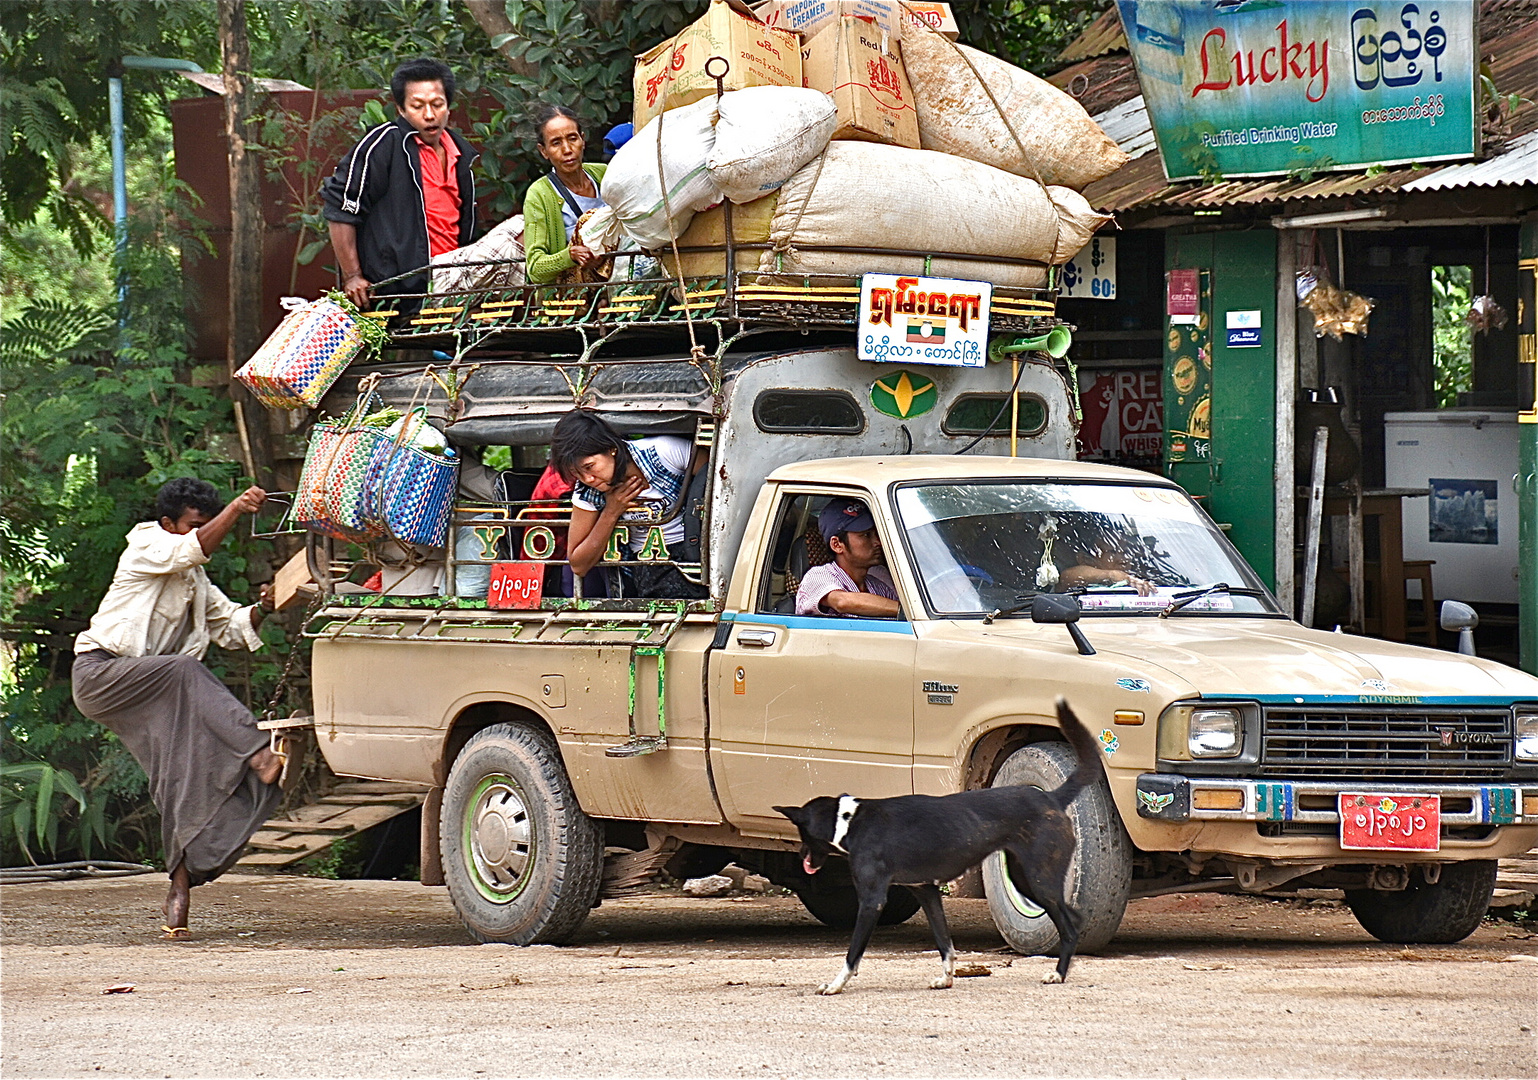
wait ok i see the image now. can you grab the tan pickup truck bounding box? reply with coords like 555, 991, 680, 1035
306, 345, 1538, 955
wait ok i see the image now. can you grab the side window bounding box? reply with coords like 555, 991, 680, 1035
758, 493, 836, 614
753, 390, 864, 434
943, 393, 1048, 438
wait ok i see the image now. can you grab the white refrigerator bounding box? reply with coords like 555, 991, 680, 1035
1383, 409, 1520, 606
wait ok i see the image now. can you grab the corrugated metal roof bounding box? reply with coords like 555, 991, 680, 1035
1400, 128, 1538, 189
1080, 1, 1538, 214
1055, 7, 1128, 65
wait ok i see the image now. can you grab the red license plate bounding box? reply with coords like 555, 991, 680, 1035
1338, 793, 1441, 852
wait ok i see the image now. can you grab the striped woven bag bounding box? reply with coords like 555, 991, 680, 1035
293, 393, 390, 543
365, 410, 459, 548
235, 298, 372, 410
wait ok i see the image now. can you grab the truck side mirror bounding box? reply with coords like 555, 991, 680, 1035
1439, 600, 1478, 656
1032, 594, 1095, 656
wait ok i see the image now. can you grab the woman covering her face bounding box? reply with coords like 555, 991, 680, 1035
549, 411, 708, 600
522, 105, 608, 284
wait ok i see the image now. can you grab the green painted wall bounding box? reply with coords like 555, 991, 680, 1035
1519, 220, 1536, 675
1165, 231, 1279, 589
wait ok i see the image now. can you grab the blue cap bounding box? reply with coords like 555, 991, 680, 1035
818, 499, 875, 542
603, 122, 634, 150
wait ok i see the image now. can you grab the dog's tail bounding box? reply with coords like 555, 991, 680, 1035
1048, 697, 1106, 810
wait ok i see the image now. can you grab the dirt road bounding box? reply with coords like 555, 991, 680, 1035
2, 873, 1535, 1078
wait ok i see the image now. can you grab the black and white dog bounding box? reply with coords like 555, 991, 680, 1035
775, 698, 1103, 994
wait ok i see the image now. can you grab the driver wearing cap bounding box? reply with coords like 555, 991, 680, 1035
795, 499, 901, 619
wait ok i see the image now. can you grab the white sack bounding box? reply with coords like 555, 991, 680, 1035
602, 96, 723, 249
759, 141, 1109, 289
902, 32, 1127, 191
707, 86, 838, 204
431, 214, 524, 295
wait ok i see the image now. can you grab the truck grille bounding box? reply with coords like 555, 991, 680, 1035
1259, 706, 1511, 780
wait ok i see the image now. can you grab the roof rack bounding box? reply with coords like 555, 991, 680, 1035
362, 262, 1063, 359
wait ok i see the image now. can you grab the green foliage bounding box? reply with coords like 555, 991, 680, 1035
948, 0, 1103, 75
1431, 265, 1473, 409
0, 0, 219, 253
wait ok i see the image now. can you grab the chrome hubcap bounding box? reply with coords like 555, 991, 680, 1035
467, 777, 531, 902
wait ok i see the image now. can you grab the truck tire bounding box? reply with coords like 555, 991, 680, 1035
440, 723, 602, 944
796, 882, 923, 930
982, 740, 1132, 956
1344, 861, 1496, 944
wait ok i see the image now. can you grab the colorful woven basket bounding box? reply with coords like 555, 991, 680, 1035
294, 418, 391, 543
367, 436, 458, 548
295, 402, 458, 548
236, 298, 369, 410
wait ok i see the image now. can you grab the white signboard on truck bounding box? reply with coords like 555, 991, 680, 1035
857, 273, 992, 367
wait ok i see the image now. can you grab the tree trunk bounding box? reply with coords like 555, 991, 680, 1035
463, 0, 541, 80
219, 0, 275, 491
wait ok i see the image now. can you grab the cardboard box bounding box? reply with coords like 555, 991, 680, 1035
801, 16, 920, 148
634, 0, 802, 128
898, 1, 958, 39
753, 0, 958, 41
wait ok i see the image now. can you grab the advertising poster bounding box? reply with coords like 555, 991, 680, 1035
1117, 0, 1478, 180
1166, 269, 1213, 462
1077, 368, 1165, 465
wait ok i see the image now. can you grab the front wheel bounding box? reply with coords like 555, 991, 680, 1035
1344, 861, 1496, 944
440, 723, 602, 944
982, 740, 1132, 956
796, 881, 922, 929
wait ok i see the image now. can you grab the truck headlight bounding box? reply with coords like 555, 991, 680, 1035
1517, 711, 1538, 761
1189, 707, 1243, 758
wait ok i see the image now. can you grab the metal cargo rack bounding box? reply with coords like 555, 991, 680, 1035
363, 263, 1063, 359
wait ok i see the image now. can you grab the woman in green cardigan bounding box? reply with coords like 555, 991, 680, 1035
523, 105, 608, 284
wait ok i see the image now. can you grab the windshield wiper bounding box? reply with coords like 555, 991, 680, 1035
985, 592, 1037, 624
1158, 582, 1269, 618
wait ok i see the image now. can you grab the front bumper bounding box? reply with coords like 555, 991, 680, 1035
1135, 774, 1537, 826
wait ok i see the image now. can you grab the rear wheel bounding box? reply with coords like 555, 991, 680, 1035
440, 723, 602, 944
1344, 861, 1496, 944
982, 740, 1132, 956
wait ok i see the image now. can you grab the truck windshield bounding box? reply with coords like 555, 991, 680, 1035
893, 481, 1280, 617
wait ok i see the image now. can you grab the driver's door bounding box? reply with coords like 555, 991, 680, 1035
708, 488, 915, 837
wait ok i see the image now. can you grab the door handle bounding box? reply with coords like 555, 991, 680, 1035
736, 628, 777, 647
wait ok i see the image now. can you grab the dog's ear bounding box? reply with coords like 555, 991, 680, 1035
772, 805, 803, 824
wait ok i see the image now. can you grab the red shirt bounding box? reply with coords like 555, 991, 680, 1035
416, 133, 462, 258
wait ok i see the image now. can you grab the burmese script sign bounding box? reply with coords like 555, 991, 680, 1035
858, 274, 992, 368
1117, 0, 1477, 180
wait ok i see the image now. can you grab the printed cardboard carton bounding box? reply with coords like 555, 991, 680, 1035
753, 0, 958, 41
634, 0, 802, 128
801, 16, 920, 148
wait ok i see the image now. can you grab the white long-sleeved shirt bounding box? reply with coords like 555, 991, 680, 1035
74, 523, 264, 658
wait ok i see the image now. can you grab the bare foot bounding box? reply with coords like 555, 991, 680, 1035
250, 746, 282, 786
162, 863, 190, 937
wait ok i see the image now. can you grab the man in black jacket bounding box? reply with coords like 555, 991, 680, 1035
321, 58, 478, 313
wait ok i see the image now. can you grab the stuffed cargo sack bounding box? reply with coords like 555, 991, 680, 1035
760, 141, 1109, 288
706, 86, 837, 204
363, 410, 459, 548
234, 297, 376, 410
602, 96, 724, 250
901, 31, 1127, 192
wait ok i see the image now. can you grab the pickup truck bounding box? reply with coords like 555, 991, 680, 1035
303, 330, 1537, 957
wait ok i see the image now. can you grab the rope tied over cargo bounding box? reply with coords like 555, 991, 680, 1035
654, 100, 708, 365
